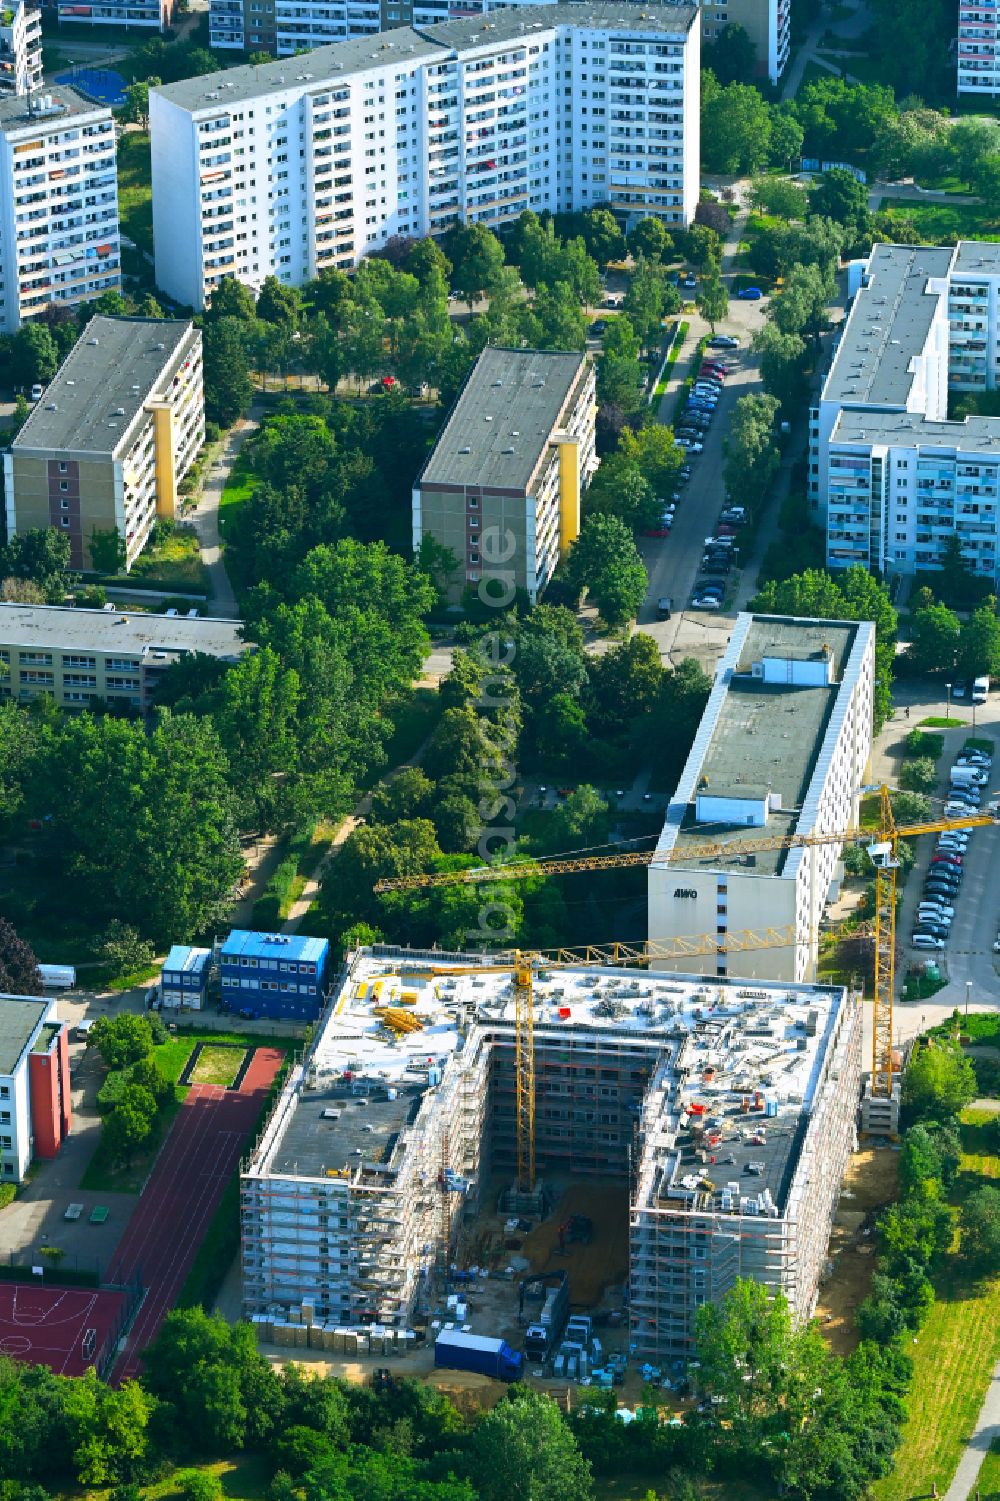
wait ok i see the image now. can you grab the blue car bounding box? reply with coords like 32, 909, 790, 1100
737, 287, 763, 300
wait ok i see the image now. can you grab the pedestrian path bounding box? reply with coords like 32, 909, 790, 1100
942, 1358, 1000, 1500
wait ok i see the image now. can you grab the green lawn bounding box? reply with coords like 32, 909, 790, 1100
219, 452, 256, 539
189, 1044, 247, 1087
873, 1108, 1000, 1501
130, 523, 210, 594
117, 131, 153, 258
79, 1090, 184, 1196
974, 1439, 1000, 1499
65, 1454, 273, 1501
880, 197, 1000, 245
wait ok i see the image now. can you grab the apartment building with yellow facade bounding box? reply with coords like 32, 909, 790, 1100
4, 315, 204, 572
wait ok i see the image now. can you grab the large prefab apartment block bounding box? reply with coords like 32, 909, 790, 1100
220, 930, 331, 1022
648, 613, 874, 984
240, 948, 861, 1362
5, 317, 204, 571
413, 346, 597, 604
0, 88, 119, 333
151, 3, 700, 310
0, 992, 71, 1182
0, 603, 249, 713
0, 3, 42, 98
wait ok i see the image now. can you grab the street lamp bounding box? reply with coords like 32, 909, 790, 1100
946, 681, 952, 722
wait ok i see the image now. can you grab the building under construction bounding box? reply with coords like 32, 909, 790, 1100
240, 948, 861, 1361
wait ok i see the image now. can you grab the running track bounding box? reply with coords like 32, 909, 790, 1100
108, 1047, 284, 1383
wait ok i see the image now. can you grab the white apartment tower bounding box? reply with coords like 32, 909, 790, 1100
648, 613, 875, 985
0, 3, 42, 98
958, 0, 1000, 96
812, 242, 1000, 582
151, 2, 700, 310
0, 86, 119, 333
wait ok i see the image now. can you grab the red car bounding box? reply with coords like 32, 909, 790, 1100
931, 854, 963, 866
643, 523, 672, 537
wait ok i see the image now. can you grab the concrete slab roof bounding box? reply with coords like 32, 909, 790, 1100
421, 0, 697, 50
953, 240, 1000, 276
832, 407, 1000, 454
154, 28, 447, 113
14, 317, 195, 458
0, 603, 249, 661
0, 85, 105, 133
0, 995, 48, 1076
824, 243, 954, 409
418, 346, 587, 494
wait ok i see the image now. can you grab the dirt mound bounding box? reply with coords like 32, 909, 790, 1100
519, 1181, 629, 1307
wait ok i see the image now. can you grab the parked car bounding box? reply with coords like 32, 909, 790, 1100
912, 935, 945, 950
656, 596, 673, 620
918, 903, 955, 919
692, 589, 724, 609
925, 880, 961, 897
737, 287, 763, 300
973, 674, 990, 703
30, 383, 44, 401
677, 438, 703, 452
590, 319, 607, 336
952, 680, 969, 699
720, 507, 748, 525
709, 335, 740, 348
681, 274, 698, 290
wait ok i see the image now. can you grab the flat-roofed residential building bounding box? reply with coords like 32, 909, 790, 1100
153, 3, 700, 310
413, 345, 597, 604
5, 316, 204, 571
38, 0, 176, 31
0, 3, 42, 97
958, 0, 1000, 95
0, 992, 71, 1183
241, 948, 861, 1362
648, 613, 875, 984
810, 241, 1000, 582
0, 603, 249, 712
0, 87, 119, 332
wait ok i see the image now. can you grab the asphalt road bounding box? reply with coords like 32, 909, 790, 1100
636, 294, 770, 662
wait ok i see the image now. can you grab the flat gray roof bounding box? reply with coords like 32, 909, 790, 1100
0, 995, 47, 1076
832, 407, 1000, 454
270, 1077, 425, 1178
419, 346, 587, 493
953, 240, 1000, 276
154, 28, 446, 113
15, 317, 195, 458
422, 1, 697, 49
824, 244, 954, 409
0, 603, 250, 660
669, 617, 859, 876
156, 2, 697, 114
0, 85, 105, 132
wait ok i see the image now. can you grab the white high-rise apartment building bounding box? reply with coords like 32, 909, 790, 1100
957, 0, 1000, 96
152, 2, 699, 311
811, 242, 1000, 582
0, 3, 42, 98
0, 86, 120, 333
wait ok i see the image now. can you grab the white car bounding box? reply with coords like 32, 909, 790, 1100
919, 901, 955, 916
676, 438, 704, 452
912, 934, 945, 950
994, 936, 1000, 953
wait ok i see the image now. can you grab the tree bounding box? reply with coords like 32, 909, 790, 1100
585, 454, 657, 532
103, 1084, 157, 1164
464, 1389, 594, 1501
696, 273, 729, 334
432, 793, 481, 854
618, 423, 684, 494
597, 314, 644, 413
443, 222, 506, 305
89, 528, 127, 576
704, 21, 756, 83
685, 223, 722, 271
809, 168, 870, 237
89, 1013, 155, 1070
0, 918, 41, 995
565, 514, 648, 627
538, 785, 609, 855
907, 601, 960, 675
694, 1279, 797, 1446
121, 81, 153, 128
256, 276, 301, 327
202, 318, 254, 426
750, 176, 808, 220
898, 756, 936, 793
99, 921, 155, 982
175, 1473, 223, 1501
694, 198, 733, 238
207, 276, 258, 322
771, 261, 832, 342
724, 391, 780, 506
961, 1185, 1000, 1270
957, 598, 1000, 681
752, 322, 808, 408
627, 218, 671, 262
769, 107, 804, 169
370, 767, 434, 825
1, 528, 72, 603
701, 77, 772, 173
902, 1039, 977, 1125
213, 647, 303, 830
624, 258, 668, 350
143, 1309, 261, 1453
10, 323, 58, 389
585, 634, 665, 739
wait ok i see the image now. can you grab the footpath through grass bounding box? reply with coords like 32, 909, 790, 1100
117, 131, 153, 257
873, 1107, 1000, 1501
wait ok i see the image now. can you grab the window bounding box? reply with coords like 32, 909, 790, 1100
59, 480, 68, 492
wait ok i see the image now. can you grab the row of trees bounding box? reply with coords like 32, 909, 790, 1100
908, 585, 1000, 681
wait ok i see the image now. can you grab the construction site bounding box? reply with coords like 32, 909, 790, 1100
240, 946, 862, 1374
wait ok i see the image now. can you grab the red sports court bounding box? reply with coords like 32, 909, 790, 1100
0, 1280, 135, 1378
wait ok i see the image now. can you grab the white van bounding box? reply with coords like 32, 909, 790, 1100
972, 675, 990, 704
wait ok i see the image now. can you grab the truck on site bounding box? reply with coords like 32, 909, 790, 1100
434, 1329, 522, 1382
38, 963, 76, 990
519, 1270, 569, 1360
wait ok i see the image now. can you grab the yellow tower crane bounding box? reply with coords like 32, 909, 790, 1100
375, 787, 995, 1189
